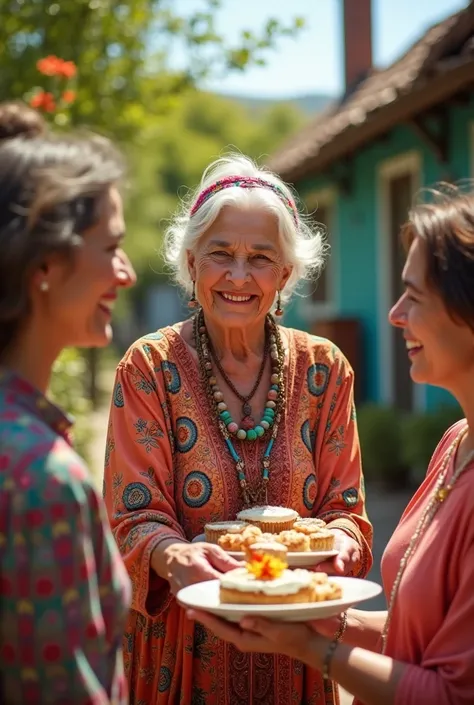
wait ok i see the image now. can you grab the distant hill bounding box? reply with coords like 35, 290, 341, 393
215, 92, 334, 116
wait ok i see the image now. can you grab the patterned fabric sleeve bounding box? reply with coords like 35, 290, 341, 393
312, 348, 373, 577
0, 440, 129, 705
104, 347, 187, 619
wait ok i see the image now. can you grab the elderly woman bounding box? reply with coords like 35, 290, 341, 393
0, 101, 135, 704
190, 188, 474, 705
104, 153, 372, 705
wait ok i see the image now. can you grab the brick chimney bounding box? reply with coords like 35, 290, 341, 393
343, 0, 373, 93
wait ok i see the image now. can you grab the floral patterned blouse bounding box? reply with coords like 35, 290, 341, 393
104, 325, 373, 705
0, 369, 131, 704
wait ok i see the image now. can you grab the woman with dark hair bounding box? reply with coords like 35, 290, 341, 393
189, 187, 474, 705
0, 101, 136, 704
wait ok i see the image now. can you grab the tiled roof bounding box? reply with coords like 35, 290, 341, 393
269, 7, 474, 182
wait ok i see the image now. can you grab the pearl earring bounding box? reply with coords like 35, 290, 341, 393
39, 281, 49, 292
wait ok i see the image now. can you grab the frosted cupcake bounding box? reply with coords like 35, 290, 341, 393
308, 529, 335, 552
244, 541, 289, 562
204, 521, 248, 544
236, 506, 299, 533
292, 518, 326, 534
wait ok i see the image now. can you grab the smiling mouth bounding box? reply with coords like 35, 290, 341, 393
218, 292, 256, 304
406, 339, 423, 356
98, 297, 116, 317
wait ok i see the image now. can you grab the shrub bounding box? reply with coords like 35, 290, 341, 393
49, 347, 92, 462
401, 405, 463, 478
357, 404, 410, 489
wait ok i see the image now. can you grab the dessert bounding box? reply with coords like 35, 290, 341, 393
236, 506, 299, 533
219, 557, 316, 605
292, 518, 326, 534
308, 529, 335, 552
244, 541, 289, 562
218, 525, 262, 552
219, 554, 343, 605
204, 521, 248, 544
276, 530, 310, 552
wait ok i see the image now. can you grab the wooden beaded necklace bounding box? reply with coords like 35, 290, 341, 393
382, 425, 474, 652
193, 309, 285, 506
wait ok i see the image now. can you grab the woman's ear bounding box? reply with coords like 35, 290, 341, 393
187, 249, 196, 281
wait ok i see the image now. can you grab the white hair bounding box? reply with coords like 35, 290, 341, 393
163, 152, 328, 302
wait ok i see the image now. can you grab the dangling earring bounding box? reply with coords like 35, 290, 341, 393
274, 290, 283, 317
39, 281, 49, 292
188, 281, 198, 309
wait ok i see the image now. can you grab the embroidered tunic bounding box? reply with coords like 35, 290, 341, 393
104, 326, 373, 705
0, 370, 131, 705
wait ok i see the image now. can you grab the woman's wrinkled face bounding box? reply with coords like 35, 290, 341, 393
34, 186, 136, 349
187, 206, 291, 328
389, 236, 474, 392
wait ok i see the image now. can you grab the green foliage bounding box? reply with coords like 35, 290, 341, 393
49, 348, 92, 463
400, 405, 463, 477
0, 0, 305, 139
357, 404, 410, 489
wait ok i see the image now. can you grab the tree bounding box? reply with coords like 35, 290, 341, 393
0, 0, 304, 139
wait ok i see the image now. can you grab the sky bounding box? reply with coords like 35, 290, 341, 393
171, 0, 469, 98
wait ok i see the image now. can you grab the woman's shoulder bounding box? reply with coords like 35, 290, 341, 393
119, 321, 189, 369
0, 406, 94, 505
282, 326, 353, 375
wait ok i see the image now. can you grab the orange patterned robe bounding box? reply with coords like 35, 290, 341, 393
104, 325, 373, 705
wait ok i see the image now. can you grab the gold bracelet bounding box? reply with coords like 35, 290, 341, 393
334, 611, 348, 643
322, 637, 339, 680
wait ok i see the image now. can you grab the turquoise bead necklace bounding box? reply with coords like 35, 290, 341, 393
194, 309, 285, 506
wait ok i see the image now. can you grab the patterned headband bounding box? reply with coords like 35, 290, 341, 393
190, 175, 299, 225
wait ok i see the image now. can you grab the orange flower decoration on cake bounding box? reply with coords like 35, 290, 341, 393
246, 553, 287, 580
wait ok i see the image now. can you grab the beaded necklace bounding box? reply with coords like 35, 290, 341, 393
193, 309, 285, 507
382, 425, 473, 652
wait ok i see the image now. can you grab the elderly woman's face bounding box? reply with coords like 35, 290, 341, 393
188, 206, 291, 327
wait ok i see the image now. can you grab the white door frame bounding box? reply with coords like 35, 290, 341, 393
376, 150, 425, 411
301, 186, 339, 323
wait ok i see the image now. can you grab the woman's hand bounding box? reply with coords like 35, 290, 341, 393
186, 609, 327, 666
163, 542, 241, 595
317, 529, 361, 575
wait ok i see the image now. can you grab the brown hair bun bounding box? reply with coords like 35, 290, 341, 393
0, 101, 47, 141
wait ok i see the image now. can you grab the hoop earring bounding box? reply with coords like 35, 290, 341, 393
39, 281, 49, 292
274, 290, 283, 317
188, 281, 198, 309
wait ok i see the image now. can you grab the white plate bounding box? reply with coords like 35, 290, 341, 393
177, 577, 382, 623
226, 549, 338, 567
192, 534, 338, 567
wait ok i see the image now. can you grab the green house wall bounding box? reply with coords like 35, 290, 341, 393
285, 98, 474, 411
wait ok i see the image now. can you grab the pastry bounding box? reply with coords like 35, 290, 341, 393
204, 521, 248, 544
308, 529, 335, 552
219, 560, 315, 605
276, 530, 310, 552
292, 518, 326, 535
244, 541, 289, 562
236, 506, 299, 533
218, 525, 262, 552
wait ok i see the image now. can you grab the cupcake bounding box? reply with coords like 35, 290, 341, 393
292, 518, 326, 535
218, 525, 262, 552
219, 559, 316, 605
244, 541, 289, 562
236, 506, 299, 533
204, 521, 248, 544
308, 529, 335, 552
276, 530, 310, 552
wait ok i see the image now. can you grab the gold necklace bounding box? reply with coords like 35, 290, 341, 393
382, 425, 473, 652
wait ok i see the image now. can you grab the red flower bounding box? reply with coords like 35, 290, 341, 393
30, 91, 56, 113
62, 89, 76, 104
59, 61, 77, 79
36, 55, 77, 79
36, 55, 63, 77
